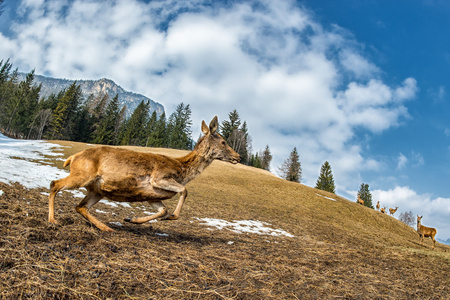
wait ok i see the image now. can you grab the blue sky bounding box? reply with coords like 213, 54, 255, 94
0, 0, 449, 239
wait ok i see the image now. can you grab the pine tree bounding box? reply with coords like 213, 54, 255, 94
145, 112, 167, 147
92, 94, 121, 145
249, 153, 262, 168
0, 66, 19, 132
46, 82, 83, 140
279, 147, 302, 183
144, 110, 158, 147
260, 145, 272, 171
220, 110, 241, 141
315, 161, 335, 193
357, 183, 374, 208
220, 110, 250, 164
72, 103, 94, 142
167, 103, 193, 150
118, 100, 149, 146
3, 70, 41, 136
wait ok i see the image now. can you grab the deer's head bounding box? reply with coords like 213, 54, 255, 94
198, 116, 240, 164
417, 215, 423, 224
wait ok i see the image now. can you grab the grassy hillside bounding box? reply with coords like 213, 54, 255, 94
1, 141, 449, 299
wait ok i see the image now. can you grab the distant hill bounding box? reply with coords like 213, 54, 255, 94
18, 73, 165, 118
437, 238, 450, 245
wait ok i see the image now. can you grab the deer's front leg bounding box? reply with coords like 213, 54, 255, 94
162, 189, 188, 220
150, 178, 187, 221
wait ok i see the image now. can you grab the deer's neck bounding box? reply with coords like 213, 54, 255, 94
177, 148, 214, 184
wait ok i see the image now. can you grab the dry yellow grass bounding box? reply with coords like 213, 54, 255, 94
46, 140, 449, 253
0, 140, 448, 299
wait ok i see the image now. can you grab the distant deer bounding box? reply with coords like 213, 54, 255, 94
380, 206, 386, 214
357, 195, 364, 205
48, 116, 240, 232
376, 201, 380, 211
416, 215, 437, 250
389, 206, 398, 216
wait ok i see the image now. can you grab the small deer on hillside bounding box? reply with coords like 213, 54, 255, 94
376, 201, 380, 211
380, 206, 386, 214
389, 206, 398, 216
48, 116, 240, 232
416, 215, 437, 250
357, 195, 364, 205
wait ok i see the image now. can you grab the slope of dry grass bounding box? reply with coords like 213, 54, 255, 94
0, 141, 449, 299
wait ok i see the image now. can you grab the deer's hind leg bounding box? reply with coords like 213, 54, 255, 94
75, 189, 114, 232
124, 201, 168, 224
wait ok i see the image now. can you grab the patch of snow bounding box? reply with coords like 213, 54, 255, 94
109, 221, 122, 227
227, 241, 234, 245
0, 190, 3, 196
100, 200, 118, 207
0, 133, 68, 189
195, 218, 295, 237
96, 209, 108, 214
155, 232, 169, 237
316, 193, 337, 201
70, 190, 86, 198
99, 199, 132, 208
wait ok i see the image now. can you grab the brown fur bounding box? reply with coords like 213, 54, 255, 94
376, 201, 380, 211
389, 206, 398, 216
417, 215, 437, 250
357, 196, 364, 205
48, 116, 240, 232
380, 206, 386, 214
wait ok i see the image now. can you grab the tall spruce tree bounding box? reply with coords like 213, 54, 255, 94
167, 103, 193, 150
144, 110, 158, 147
260, 145, 272, 171
357, 183, 374, 208
72, 102, 94, 142
145, 112, 167, 147
278, 147, 302, 183
92, 94, 121, 145
220, 110, 250, 164
118, 100, 150, 146
220, 110, 241, 141
315, 161, 336, 193
3, 70, 41, 136
46, 82, 83, 140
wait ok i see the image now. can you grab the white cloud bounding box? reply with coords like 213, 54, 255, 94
339, 49, 380, 78
0, 0, 418, 198
397, 151, 424, 170
397, 153, 408, 170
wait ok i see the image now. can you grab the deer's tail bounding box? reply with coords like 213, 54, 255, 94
63, 155, 75, 168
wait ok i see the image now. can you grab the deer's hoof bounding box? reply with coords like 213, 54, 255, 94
48, 219, 59, 225
124, 217, 133, 223
161, 214, 177, 221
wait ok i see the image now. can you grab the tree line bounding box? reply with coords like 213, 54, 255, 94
0, 59, 272, 169
0, 59, 379, 201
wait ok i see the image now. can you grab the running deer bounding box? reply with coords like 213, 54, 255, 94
416, 215, 437, 250
48, 116, 240, 232
357, 196, 364, 205
376, 201, 380, 211
389, 206, 398, 216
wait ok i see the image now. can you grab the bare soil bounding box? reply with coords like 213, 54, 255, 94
0, 143, 449, 299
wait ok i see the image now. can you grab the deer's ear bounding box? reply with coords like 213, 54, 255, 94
201, 120, 209, 135
209, 116, 218, 134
